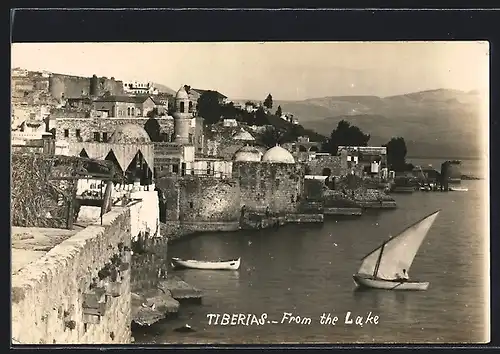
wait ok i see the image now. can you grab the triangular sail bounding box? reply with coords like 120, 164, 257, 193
356, 210, 440, 279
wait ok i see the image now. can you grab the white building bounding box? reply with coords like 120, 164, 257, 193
123, 81, 158, 95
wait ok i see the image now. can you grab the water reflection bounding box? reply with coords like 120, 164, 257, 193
352, 288, 413, 323
172, 269, 241, 294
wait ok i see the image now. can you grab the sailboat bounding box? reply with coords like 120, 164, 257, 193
353, 210, 440, 291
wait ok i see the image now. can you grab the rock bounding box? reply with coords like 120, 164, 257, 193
132, 307, 165, 327
159, 276, 202, 301
174, 324, 195, 333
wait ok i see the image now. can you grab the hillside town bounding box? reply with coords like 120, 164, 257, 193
11, 67, 466, 344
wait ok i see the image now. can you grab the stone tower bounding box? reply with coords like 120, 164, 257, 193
173, 85, 193, 144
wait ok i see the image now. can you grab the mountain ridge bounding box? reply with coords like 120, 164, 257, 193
270, 89, 486, 159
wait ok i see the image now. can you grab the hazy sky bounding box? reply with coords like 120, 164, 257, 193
11, 42, 489, 101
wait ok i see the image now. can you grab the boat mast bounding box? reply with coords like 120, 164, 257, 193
372, 242, 386, 279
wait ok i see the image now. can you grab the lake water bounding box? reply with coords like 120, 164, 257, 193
135, 179, 489, 344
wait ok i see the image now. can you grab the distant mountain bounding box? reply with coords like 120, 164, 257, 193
153, 83, 176, 95
273, 89, 486, 159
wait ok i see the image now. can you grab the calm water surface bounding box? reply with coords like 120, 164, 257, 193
135, 179, 489, 344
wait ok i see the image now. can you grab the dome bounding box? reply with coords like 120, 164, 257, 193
175, 85, 189, 100
108, 123, 152, 144
262, 145, 295, 164
232, 129, 255, 141
233, 145, 263, 162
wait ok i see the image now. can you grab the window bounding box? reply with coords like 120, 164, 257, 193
131, 107, 135, 116
172, 164, 179, 174
93, 132, 100, 142
136, 108, 141, 116
127, 107, 131, 116
180, 101, 185, 113
75, 129, 81, 138
102, 132, 108, 142
188, 101, 193, 112
64, 129, 69, 138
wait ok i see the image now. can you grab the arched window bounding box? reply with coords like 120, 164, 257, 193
188, 101, 193, 112
131, 107, 135, 116
179, 101, 185, 113
127, 107, 131, 116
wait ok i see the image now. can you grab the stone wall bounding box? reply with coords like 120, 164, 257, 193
156, 177, 180, 222
49, 74, 92, 99
305, 155, 346, 176
131, 235, 168, 293
156, 175, 240, 223
55, 117, 174, 143
232, 161, 305, 214
178, 177, 240, 222
90, 75, 124, 97
303, 178, 325, 201
49, 73, 124, 100
161, 221, 240, 242
11, 207, 132, 344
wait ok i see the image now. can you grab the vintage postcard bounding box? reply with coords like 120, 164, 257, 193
11, 41, 489, 345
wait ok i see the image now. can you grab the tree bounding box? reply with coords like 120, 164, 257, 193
146, 107, 159, 118
324, 120, 371, 155
259, 126, 287, 148
197, 90, 222, 125
384, 137, 412, 172
144, 117, 161, 142
221, 101, 237, 119
254, 107, 269, 126
264, 94, 273, 110
275, 105, 282, 117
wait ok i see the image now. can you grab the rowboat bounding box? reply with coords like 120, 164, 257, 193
171, 257, 241, 270
353, 210, 440, 291
449, 187, 468, 192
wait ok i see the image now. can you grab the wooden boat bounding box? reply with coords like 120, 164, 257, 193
353, 210, 440, 291
449, 187, 468, 192
171, 257, 241, 270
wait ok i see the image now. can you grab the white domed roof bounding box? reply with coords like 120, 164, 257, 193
262, 145, 295, 164
108, 123, 152, 144
232, 129, 255, 141
233, 145, 263, 162
175, 85, 189, 100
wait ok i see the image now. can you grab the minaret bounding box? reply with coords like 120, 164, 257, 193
173, 85, 192, 144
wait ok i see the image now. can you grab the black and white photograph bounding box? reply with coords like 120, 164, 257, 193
11, 40, 489, 345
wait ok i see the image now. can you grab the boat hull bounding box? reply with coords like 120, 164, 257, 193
449, 187, 468, 192
353, 274, 429, 291
171, 257, 241, 270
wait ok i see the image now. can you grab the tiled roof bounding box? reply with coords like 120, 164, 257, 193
94, 95, 153, 104
190, 88, 227, 99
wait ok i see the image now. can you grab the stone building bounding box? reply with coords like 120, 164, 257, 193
337, 146, 387, 176
93, 95, 157, 118
188, 88, 227, 109
69, 124, 154, 184
54, 116, 174, 143
232, 145, 305, 215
